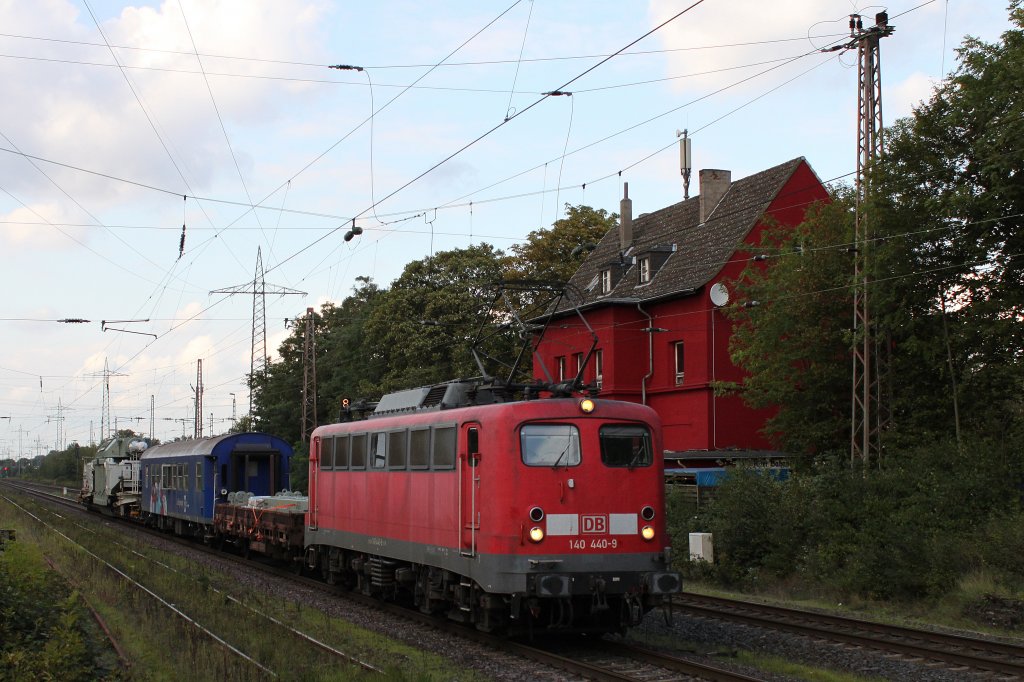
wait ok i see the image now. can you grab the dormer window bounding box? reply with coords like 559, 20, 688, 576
638, 256, 651, 284
600, 269, 613, 294
635, 245, 674, 285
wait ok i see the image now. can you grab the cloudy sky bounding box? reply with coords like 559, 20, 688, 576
0, 0, 1011, 453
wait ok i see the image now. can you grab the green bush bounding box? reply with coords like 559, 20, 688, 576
678, 435, 1024, 601
0, 542, 100, 681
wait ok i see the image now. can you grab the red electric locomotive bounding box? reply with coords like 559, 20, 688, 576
305, 380, 680, 634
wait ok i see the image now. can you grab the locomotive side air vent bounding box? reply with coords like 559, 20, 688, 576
423, 384, 449, 408
374, 386, 437, 414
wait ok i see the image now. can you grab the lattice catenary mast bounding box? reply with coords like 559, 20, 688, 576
301, 307, 318, 443
826, 12, 894, 466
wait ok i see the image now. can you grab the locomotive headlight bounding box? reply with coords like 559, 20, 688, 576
641, 525, 656, 541
529, 526, 545, 543
579, 398, 596, 414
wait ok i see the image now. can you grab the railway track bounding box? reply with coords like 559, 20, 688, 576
4, 480, 770, 680
674, 592, 1024, 679
1, 480, 382, 679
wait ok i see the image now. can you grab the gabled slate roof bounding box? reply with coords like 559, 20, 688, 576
555, 157, 807, 314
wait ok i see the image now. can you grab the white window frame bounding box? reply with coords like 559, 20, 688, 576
674, 341, 685, 385
556, 356, 566, 381
594, 349, 604, 390
638, 256, 651, 283
600, 269, 612, 293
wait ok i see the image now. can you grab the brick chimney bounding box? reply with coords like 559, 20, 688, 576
699, 169, 731, 224
619, 182, 632, 251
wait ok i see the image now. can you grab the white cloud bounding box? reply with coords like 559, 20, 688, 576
647, 0, 849, 95
0, 203, 92, 250
885, 71, 938, 122
0, 0, 334, 211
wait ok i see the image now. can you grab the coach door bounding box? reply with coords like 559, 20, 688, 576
459, 423, 481, 557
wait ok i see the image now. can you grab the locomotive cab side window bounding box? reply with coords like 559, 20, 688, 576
388, 430, 407, 470
371, 433, 387, 469
350, 434, 367, 469
521, 424, 581, 467
432, 425, 456, 470
334, 435, 350, 470
599, 425, 653, 468
409, 428, 430, 469
322, 437, 335, 470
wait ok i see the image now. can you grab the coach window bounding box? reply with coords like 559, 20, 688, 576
409, 428, 430, 469
371, 433, 387, 469
521, 424, 581, 467
195, 462, 202, 491
388, 430, 408, 470
432, 425, 456, 470
599, 425, 652, 468
162, 464, 171, 489
321, 437, 335, 470
334, 435, 350, 470
350, 434, 367, 469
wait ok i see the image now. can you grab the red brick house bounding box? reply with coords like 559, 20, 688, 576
532, 157, 828, 455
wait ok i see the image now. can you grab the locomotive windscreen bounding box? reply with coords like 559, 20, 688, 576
599, 425, 653, 468
520, 424, 581, 467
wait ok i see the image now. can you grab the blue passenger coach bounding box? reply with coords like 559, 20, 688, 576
139, 432, 293, 534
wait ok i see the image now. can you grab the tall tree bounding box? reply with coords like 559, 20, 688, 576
360, 243, 517, 395
318, 276, 385, 412
727, 4, 1024, 464
871, 3, 1024, 444
726, 191, 854, 456
506, 204, 618, 285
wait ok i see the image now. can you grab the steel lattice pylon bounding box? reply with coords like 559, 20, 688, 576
211, 247, 306, 416
86, 358, 127, 441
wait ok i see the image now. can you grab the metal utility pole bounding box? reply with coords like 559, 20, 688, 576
150, 395, 155, 439
211, 247, 306, 415
193, 359, 204, 439
301, 307, 318, 443
826, 13, 894, 467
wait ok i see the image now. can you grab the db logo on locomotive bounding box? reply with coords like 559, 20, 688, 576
581, 514, 607, 534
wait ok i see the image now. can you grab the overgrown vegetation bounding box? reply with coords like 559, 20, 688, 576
0, 494, 490, 680
0, 531, 121, 680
